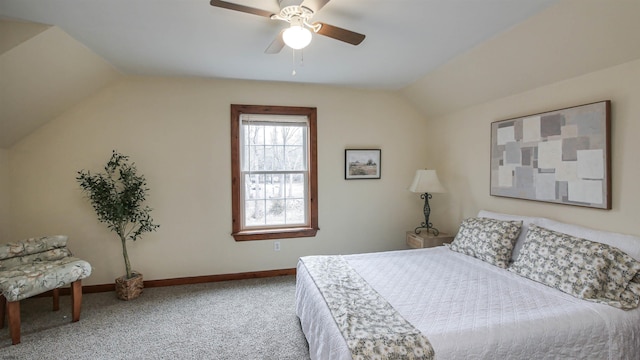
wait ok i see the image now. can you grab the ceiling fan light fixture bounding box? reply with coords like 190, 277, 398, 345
210, 1, 366, 54
283, 24, 312, 50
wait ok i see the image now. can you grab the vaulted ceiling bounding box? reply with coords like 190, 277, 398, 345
0, 20, 119, 148
1, 0, 558, 89
2, 0, 640, 149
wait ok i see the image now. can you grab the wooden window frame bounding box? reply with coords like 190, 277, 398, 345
230, 104, 318, 241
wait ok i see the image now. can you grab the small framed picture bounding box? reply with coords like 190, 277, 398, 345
345, 149, 381, 180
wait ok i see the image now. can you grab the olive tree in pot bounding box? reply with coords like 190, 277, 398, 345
77, 151, 159, 300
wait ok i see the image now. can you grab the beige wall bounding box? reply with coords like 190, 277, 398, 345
7, 76, 431, 285
0, 149, 8, 240
427, 58, 640, 238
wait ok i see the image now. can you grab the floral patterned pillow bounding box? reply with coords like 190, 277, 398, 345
509, 225, 640, 310
0, 235, 68, 260
0, 236, 70, 270
448, 217, 522, 268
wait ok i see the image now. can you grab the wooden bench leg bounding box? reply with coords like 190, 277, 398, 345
70, 280, 82, 322
52, 288, 60, 311
0, 294, 5, 329
7, 300, 20, 345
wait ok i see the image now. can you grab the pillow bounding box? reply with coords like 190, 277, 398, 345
538, 218, 640, 262
0, 235, 68, 260
448, 217, 522, 268
0, 236, 70, 270
509, 225, 640, 310
477, 210, 545, 262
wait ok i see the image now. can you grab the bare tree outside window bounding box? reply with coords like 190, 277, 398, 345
243, 123, 306, 227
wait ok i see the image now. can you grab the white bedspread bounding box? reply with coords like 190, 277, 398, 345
296, 247, 640, 360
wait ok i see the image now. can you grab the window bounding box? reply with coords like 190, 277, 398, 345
230, 105, 318, 241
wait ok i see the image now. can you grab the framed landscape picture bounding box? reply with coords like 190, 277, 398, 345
490, 100, 611, 209
345, 149, 381, 180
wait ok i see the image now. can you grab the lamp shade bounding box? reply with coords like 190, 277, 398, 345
283, 25, 312, 50
409, 169, 446, 194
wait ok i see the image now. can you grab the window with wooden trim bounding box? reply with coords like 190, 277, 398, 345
231, 105, 318, 241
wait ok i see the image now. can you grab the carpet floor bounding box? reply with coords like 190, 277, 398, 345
1, 275, 311, 359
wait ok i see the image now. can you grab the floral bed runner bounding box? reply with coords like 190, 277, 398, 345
300, 255, 435, 360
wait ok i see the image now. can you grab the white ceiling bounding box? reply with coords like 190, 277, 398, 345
0, 0, 559, 90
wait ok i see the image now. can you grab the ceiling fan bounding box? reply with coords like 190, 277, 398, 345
210, 0, 366, 53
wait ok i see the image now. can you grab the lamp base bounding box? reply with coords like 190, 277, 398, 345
414, 226, 440, 236
415, 192, 439, 236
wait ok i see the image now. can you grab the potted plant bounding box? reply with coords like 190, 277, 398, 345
77, 150, 159, 300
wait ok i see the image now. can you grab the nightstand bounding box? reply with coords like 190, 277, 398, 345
406, 231, 454, 249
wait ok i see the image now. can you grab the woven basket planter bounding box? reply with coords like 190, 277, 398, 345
115, 272, 143, 300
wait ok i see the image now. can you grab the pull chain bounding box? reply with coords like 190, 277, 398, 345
292, 49, 296, 76
291, 49, 305, 76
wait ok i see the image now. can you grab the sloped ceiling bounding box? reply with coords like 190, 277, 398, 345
2, 1, 640, 149
0, 0, 558, 89
402, 0, 640, 118
0, 19, 48, 53
0, 20, 120, 148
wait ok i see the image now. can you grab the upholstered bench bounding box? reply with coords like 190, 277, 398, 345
0, 235, 91, 345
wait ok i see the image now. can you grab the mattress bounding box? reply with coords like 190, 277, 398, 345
296, 247, 640, 360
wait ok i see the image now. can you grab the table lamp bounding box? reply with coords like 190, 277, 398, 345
409, 169, 446, 235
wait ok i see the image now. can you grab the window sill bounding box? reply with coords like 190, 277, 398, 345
232, 227, 318, 241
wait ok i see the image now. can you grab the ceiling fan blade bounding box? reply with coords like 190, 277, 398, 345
210, 0, 274, 18
301, 0, 331, 13
314, 22, 365, 45
265, 30, 286, 54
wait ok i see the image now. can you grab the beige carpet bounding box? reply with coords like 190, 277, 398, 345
1, 275, 311, 359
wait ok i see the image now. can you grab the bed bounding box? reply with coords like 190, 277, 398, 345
295, 210, 640, 360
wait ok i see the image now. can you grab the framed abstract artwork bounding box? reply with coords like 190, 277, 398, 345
490, 100, 611, 209
345, 149, 381, 179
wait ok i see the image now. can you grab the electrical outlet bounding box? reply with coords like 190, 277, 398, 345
274, 241, 281, 252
